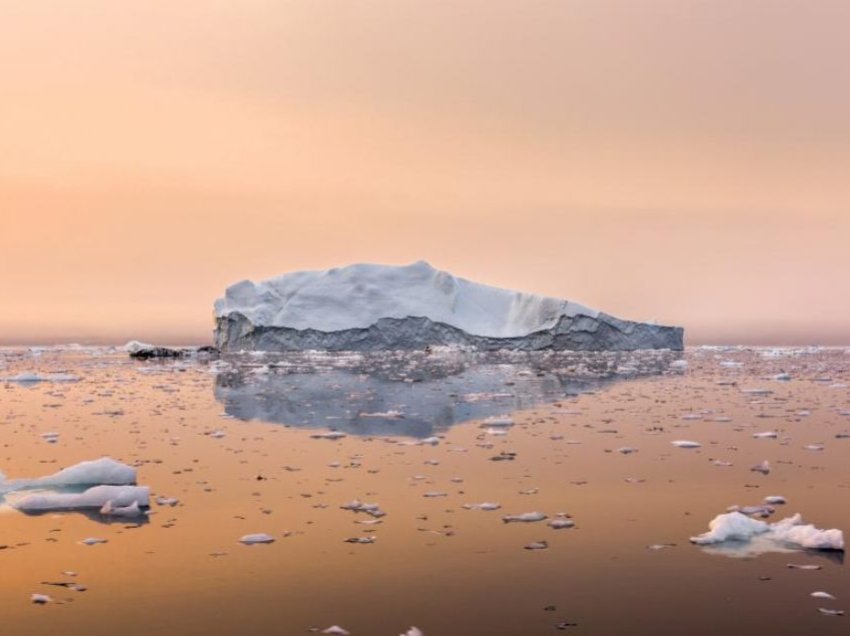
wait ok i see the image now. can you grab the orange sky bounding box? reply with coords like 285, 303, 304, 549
2, 1, 849, 345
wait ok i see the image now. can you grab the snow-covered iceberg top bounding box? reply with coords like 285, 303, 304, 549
215, 261, 598, 339
0, 457, 136, 494
691, 511, 844, 553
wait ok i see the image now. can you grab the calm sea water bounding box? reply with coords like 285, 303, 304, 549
1, 346, 848, 635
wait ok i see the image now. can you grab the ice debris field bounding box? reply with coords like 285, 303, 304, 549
0, 344, 849, 635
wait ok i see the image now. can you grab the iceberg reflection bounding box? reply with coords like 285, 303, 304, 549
214, 349, 680, 437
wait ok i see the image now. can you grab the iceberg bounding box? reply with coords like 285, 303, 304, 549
214, 262, 684, 352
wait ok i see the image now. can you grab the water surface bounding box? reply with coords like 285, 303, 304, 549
1, 346, 848, 635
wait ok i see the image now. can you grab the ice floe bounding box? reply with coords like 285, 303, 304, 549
690, 511, 844, 554
0, 458, 137, 494
13, 485, 150, 513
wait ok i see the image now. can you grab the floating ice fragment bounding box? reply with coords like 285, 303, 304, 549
690, 511, 844, 552
549, 516, 575, 530
240, 533, 275, 545
764, 496, 786, 505
818, 608, 844, 616
31, 593, 51, 604
322, 627, 351, 635
502, 512, 547, 523
0, 457, 137, 494
751, 460, 771, 475
753, 431, 778, 439
344, 536, 375, 544
340, 500, 386, 518
524, 540, 548, 550
80, 537, 108, 546
812, 591, 837, 600
400, 628, 424, 636
787, 564, 822, 570
463, 502, 501, 511
13, 485, 149, 513
310, 432, 347, 440
671, 440, 701, 449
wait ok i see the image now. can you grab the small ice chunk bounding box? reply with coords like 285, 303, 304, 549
463, 502, 501, 511
671, 440, 701, 449
311, 432, 347, 440
240, 533, 275, 545
751, 460, 771, 475
818, 608, 844, 617
400, 628, 424, 636
549, 516, 575, 530
322, 627, 351, 635
524, 540, 549, 550
811, 591, 837, 600
31, 593, 51, 604
502, 512, 547, 523
764, 496, 786, 505
80, 537, 108, 546
753, 431, 778, 439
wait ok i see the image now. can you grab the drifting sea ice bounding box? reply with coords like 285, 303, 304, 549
240, 533, 276, 545
0, 457, 137, 493
12, 485, 150, 513
671, 440, 701, 449
502, 512, 547, 523
690, 511, 844, 553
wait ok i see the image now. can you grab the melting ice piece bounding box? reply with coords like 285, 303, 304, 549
340, 500, 386, 518
811, 591, 837, 600
0, 457, 137, 494
753, 431, 778, 439
524, 540, 549, 550
322, 627, 351, 635
549, 516, 575, 530
671, 440, 701, 449
818, 608, 844, 617
764, 496, 787, 505
463, 502, 501, 511
310, 432, 347, 440
13, 485, 149, 513
502, 512, 547, 523
751, 460, 771, 475
240, 533, 275, 545
344, 536, 376, 544
400, 628, 424, 636
80, 537, 108, 546
690, 511, 844, 552
31, 593, 51, 604
100, 500, 145, 518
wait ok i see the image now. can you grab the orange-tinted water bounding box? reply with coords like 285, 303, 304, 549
1, 346, 848, 635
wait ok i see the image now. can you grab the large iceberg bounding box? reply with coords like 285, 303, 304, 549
214, 262, 684, 352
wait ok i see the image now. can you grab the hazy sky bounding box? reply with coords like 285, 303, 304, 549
2, 1, 849, 345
